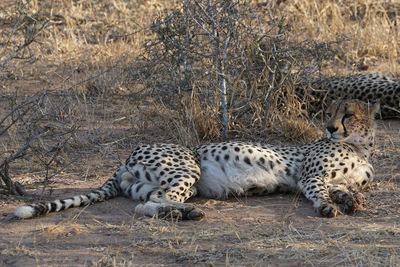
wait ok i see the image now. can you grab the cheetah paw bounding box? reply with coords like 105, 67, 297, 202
181, 205, 205, 221
157, 206, 183, 220
353, 192, 366, 205
343, 192, 366, 214
157, 204, 205, 221
318, 202, 338, 218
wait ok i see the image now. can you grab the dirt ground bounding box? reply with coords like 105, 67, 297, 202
0, 120, 399, 267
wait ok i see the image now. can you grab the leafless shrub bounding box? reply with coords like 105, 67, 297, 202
0, 89, 79, 195
0, 0, 49, 68
135, 0, 344, 143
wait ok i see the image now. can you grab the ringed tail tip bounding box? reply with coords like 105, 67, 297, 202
14, 205, 36, 219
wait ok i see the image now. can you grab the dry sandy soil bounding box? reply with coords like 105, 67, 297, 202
0, 120, 399, 267
1, 1, 400, 266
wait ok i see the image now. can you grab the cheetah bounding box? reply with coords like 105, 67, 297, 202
300, 73, 399, 118
15, 99, 379, 220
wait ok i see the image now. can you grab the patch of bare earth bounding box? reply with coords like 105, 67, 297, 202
0, 120, 399, 266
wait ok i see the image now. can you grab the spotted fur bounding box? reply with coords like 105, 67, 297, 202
301, 73, 399, 118
15, 100, 379, 220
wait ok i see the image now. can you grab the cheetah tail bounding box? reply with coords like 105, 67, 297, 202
14, 172, 122, 219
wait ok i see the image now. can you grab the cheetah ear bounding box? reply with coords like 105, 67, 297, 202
368, 99, 380, 116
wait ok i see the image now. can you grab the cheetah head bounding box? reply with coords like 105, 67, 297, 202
325, 99, 380, 145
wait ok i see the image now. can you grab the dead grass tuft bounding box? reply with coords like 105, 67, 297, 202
0, 0, 399, 266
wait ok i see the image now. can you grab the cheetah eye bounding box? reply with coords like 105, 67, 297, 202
343, 113, 354, 120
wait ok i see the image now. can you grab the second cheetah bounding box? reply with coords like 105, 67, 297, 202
301, 73, 399, 118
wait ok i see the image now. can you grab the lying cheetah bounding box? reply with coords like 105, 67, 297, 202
15, 99, 379, 220
301, 73, 399, 118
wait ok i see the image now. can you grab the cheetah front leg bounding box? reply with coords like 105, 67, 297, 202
298, 175, 339, 218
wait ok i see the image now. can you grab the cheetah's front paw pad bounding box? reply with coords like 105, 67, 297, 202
318, 203, 338, 218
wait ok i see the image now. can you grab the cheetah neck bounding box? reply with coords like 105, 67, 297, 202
342, 130, 375, 160
348, 142, 373, 160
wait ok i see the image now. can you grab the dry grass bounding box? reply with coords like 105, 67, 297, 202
0, 0, 400, 266
278, 0, 400, 76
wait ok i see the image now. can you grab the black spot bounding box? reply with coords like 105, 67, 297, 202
145, 172, 152, 182
259, 157, 265, 164
215, 155, 220, 161
222, 146, 227, 150
362, 180, 367, 185
343, 168, 348, 174
161, 181, 166, 185
167, 178, 173, 182
248, 149, 253, 153
224, 154, 230, 160
134, 171, 140, 179
366, 172, 371, 178
244, 157, 252, 166
331, 171, 336, 178
270, 161, 275, 170
234, 147, 240, 152
128, 161, 136, 167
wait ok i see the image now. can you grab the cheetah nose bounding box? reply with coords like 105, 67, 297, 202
326, 126, 338, 133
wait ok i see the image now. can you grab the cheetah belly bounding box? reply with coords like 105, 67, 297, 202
195, 148, 300, 199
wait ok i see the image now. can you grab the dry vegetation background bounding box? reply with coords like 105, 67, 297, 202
0, 0, 399, 266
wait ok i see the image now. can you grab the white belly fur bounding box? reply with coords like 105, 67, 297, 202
195, 157, 298, 199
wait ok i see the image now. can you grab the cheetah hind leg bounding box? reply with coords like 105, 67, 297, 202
329, 188, 365, 214
135, 199, 205, 221
135, 187, 205, 221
